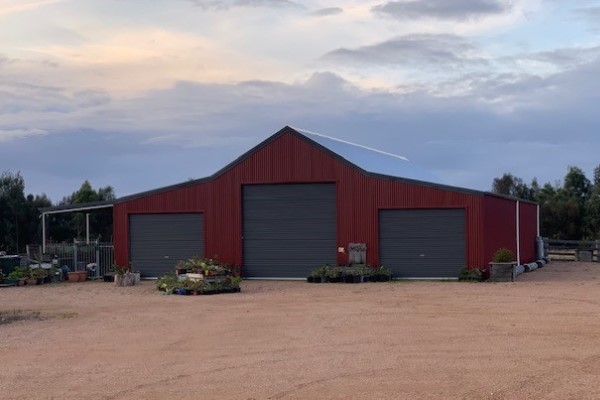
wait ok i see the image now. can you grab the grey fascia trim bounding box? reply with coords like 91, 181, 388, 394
483, 191, 538, 205
40, 202, 114, 215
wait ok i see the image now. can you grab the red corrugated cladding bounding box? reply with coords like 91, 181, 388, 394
113, 128, 538, 271
482, 195, 539, 265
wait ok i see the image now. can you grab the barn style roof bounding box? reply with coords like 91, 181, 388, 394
40, 125, 536, 212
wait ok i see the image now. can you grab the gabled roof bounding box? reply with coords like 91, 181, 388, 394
99, 125, 534, 205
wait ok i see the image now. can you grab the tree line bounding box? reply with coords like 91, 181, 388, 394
492, 166, 600, 240
0, 171, 114, 254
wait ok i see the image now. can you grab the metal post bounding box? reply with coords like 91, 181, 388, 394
536, 204, 540, 236
516, 201, 521, 265
96, 249, 100, 279
86, 213, 90, 244
42, 213, 46, 254
73, 244, 78, 272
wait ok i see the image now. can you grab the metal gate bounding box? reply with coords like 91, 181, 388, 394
29, 242, 115, 278
129, 213, 204, 277
379, 209, 465, 278
242, 184, 337, 279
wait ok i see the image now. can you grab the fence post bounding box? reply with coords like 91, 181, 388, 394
96, 248, 100, 279
73, 245, 78, 271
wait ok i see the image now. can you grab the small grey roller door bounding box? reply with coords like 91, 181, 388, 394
243, 184, 336, 278
129, 213, 204, 277
379, 209, 465, 278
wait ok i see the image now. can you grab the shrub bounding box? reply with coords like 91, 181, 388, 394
492, 248, 514, 263
458, 267, 483, 281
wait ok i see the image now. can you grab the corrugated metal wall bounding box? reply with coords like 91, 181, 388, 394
482, 195, 537, 267
519, 202, 538, 262
113, 129, 537, 272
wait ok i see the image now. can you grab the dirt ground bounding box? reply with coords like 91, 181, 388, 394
2, 262, 600, 400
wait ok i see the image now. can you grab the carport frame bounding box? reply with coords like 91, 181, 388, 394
39, 201, 114, 253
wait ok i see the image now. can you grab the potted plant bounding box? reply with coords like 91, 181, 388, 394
26, 269, 38, 286
175, 260, 188, 275
489, 248, 516, 282
8, 268, 27, 286
327, 267, 342, 283
156, 273, 179, 293
114, 264, 135, 286
32, 268, 47, 285
310, 266, 328, 283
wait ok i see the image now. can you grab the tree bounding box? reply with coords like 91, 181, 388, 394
584, 164, 600, 239
491, 173, 535, 200
0, 171, 26, 252
493, 167, 596, 240
52, 181, 115, 242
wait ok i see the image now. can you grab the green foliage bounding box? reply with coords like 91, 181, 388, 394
492, 165, 600, 240
30, 268, 47, 279
310, 266, 328, 277
54, 180, 115, 242
156, 273, 179, 292
458, 267, 483, 281
7, 267, 28, 279
112, 264, 128, 276
492, 173, 536, 201
492, 248, 514, 263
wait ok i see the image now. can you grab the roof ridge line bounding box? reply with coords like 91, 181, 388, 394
290, 126, 410, 162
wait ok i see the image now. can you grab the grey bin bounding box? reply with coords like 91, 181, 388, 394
0, 255, 21, 275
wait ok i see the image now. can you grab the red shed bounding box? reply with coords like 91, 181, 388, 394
112, 126, 538, 278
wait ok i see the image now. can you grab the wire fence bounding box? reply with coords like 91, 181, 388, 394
26, 243, 114, 279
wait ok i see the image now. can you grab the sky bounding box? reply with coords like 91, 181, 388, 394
1, 0, 600, 201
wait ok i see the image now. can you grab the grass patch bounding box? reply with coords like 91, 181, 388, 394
0, 309, 76, 326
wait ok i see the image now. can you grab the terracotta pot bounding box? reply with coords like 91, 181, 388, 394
67, 272, 79, 283
78, 271, 88, 282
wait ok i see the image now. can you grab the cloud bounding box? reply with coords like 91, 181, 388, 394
311, 7, 343, 17
323, 34, 488, 69
3, 54, 600, 201
372, 0, 513, 20
0, 128, 48, 142
0, 0, 67, 17
574, 6, 600, 25
186, 0, 301, 10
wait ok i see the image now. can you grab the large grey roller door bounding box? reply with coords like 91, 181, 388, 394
129, 213, 204, 277
379, 209, 465, 278
243, 184, 336, 278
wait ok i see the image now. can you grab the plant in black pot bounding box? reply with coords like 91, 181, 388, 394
327, 267, 342, 283
310, 266, 329, 283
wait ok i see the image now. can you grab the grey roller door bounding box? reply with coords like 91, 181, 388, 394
379, 209, 465, 278
129, 213, 204, 277
243, 184, 336, 278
